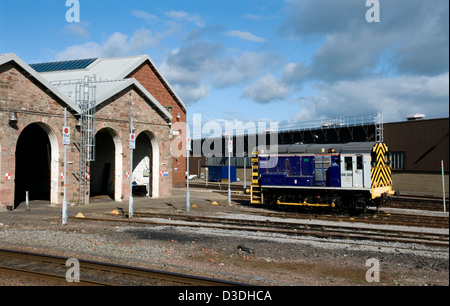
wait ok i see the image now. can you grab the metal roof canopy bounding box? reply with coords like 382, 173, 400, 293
272, 142, 377, 154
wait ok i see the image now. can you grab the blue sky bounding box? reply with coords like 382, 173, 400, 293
1, 0, 449, 137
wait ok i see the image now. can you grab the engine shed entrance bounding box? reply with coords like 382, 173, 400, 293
14, 123, 59, 208
90, 128, 119, 200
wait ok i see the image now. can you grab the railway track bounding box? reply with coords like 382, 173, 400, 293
189, 184, 448, 228
134, 212, 449, 247
234, 210, 449, 229
70, 212, 449, 248
388, 198, 448, 211
188, 181, 448, 212
0, 249, 245, 286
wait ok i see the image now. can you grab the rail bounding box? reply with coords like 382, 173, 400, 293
0, 249, 247, 286
69, 213, 449, 248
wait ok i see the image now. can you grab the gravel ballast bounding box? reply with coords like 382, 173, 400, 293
0, 188, 448, 286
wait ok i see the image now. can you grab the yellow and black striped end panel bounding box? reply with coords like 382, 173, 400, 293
371, 142, 392, 188
250, 151, 262, 204
251, 152, 259, 187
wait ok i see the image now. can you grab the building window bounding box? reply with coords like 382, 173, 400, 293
391, 152, 405, 170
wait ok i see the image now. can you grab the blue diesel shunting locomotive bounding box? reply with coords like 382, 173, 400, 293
250, 142, 396, 211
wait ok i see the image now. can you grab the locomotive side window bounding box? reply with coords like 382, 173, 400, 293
345, 157, 352, 171
357, 156, 363, 170
371, 151, 377, 167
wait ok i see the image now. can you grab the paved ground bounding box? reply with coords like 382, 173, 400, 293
391, 173, 449, 198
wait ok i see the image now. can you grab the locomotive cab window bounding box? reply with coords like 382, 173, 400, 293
357, 156, 363, 170
371, 151, 377, 167
345, 157, 352, 171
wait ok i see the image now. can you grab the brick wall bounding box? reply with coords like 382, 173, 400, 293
0, 62, 70, 208
95, 88, 173, 199
128, 62, 187, 188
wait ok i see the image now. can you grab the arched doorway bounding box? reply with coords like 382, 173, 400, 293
14, 123, 59, 207
90, 128, 122, 201
133, 131, 159, 197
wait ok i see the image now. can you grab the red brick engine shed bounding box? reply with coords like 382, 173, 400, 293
0, 53, 187, 209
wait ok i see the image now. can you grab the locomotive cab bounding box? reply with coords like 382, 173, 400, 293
339, 155, 371, 189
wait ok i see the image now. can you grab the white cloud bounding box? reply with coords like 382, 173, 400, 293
160, 41, 277, 103
172, 83, 211, 102
129, 28, 159, 52
54, 28, 159, 60
282, 62, 310, 84
243, 14, 278, 21
165, 10, 205, 27
54, 42, 102, 61
131, 10, 158, 23
211, 52, 275, 88
225, 30, 267, 43
62, 22, 90, 39
291, 73, 449, 123
160, 59, 204, 87
281, 0, 449, 79
242, 74, 289, 103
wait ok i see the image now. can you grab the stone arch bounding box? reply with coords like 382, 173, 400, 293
90, 127, 123, 202
134, 130, 160, 198
14, 122, 59, 206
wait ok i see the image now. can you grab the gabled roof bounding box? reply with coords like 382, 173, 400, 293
53, 78, 172, 122
1, 53, 172, 122
0, 53, 81, 113
30, 55, 187, 112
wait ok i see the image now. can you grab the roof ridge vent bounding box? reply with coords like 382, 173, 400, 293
406, 113, 425, 121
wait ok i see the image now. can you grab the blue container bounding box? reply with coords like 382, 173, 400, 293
222, 166, 237, 182
208, 166, 237, 182
208, 166, 222, 182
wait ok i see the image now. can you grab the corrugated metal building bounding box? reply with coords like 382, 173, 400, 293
384, 118, 449, 173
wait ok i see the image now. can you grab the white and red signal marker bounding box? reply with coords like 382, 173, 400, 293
130, 133, 136, 149
62, 126, 70, 145
186, 136, 191, 151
